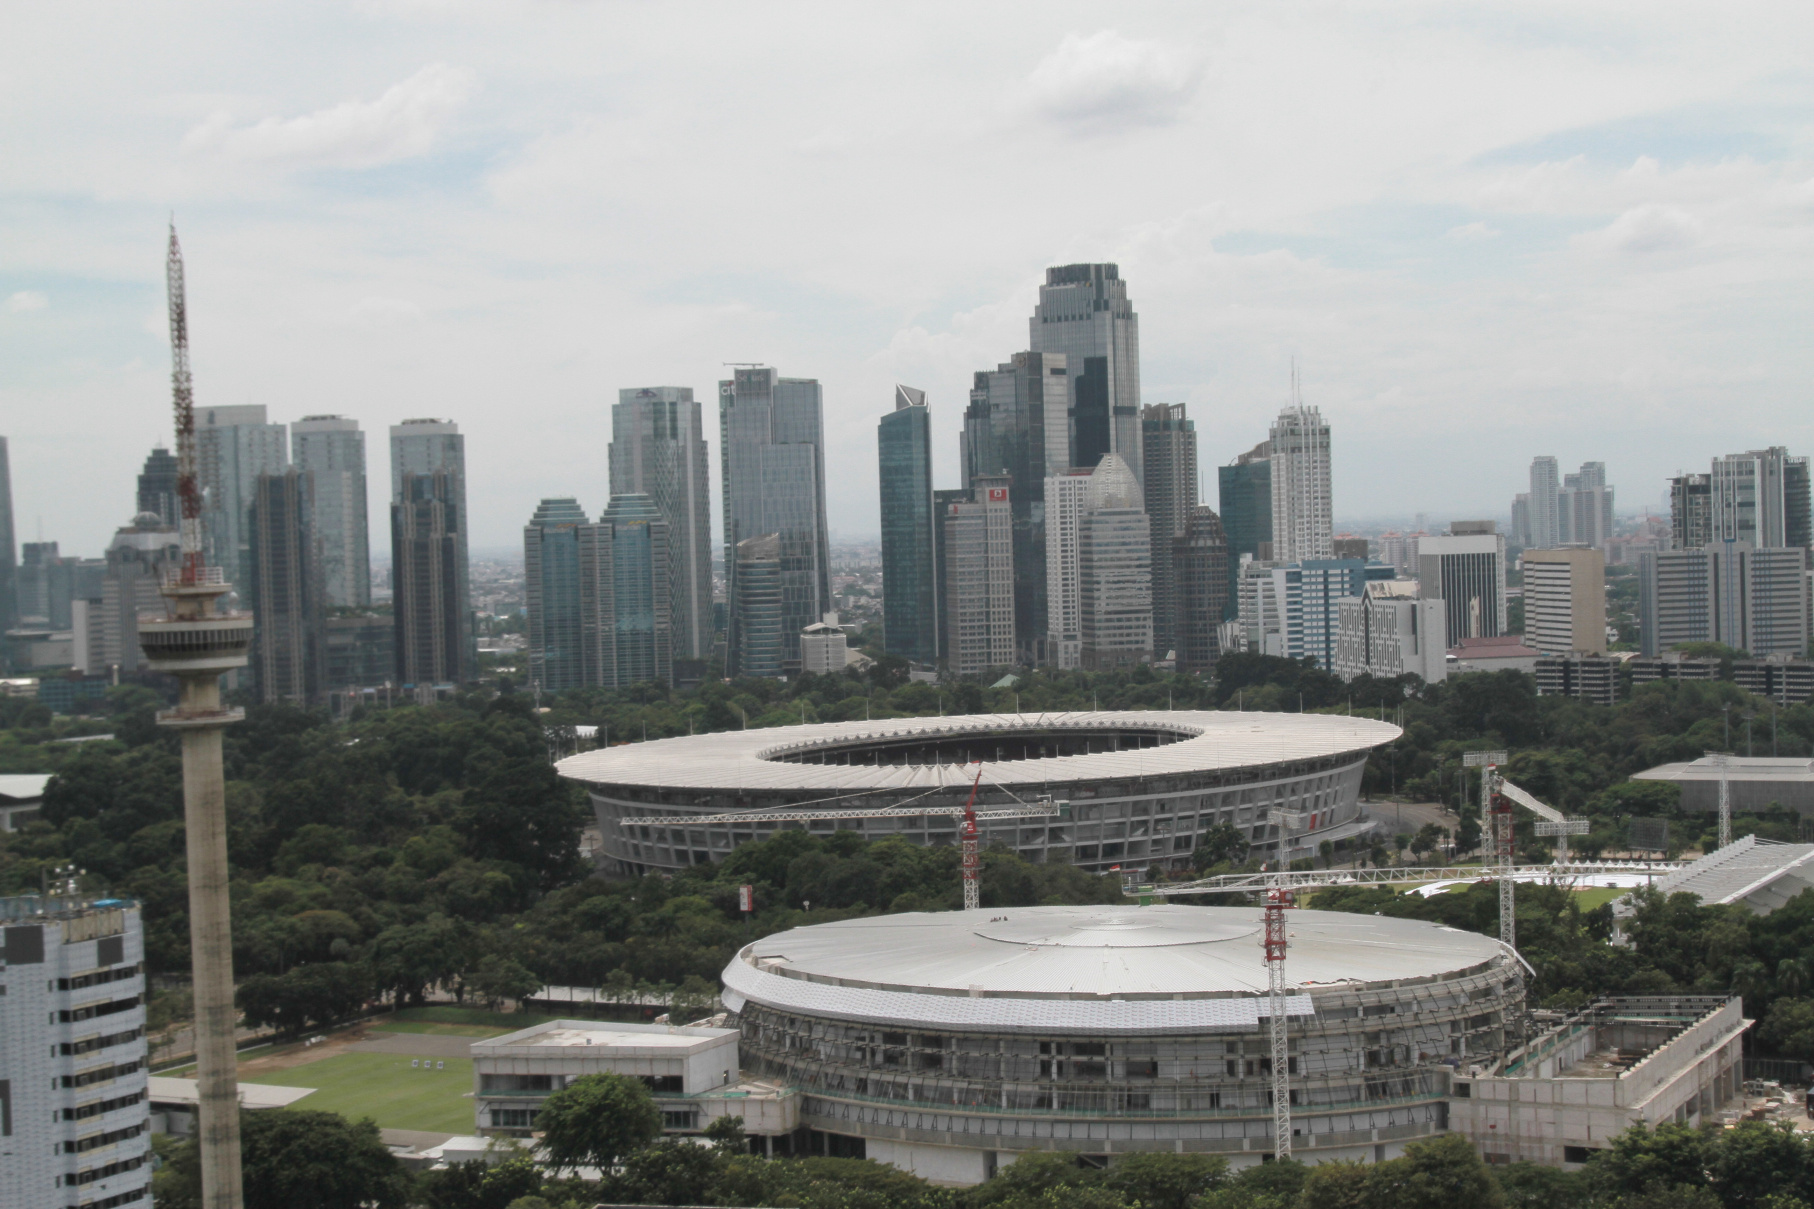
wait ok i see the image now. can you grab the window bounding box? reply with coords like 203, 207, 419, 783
1564, 1146, 1594, 1164
491, 1108, 538, 1129
641, 1075, 683, 1094
662, 1110, 697, 1130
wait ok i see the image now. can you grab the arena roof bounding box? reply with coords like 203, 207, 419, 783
1615, 835, 1814, 917
721, 905, 1504, 1033
555, 711, 1401, 794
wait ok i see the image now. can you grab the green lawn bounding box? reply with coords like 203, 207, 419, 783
240, 1052, 477, 1134
366, 1020, 521, 1038
384, 1006, 562, 1030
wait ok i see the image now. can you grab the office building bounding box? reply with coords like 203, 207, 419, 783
943, 474, 1015, 674
0, 436, 14, 634
1557, 462, 1615, 551
17, 548, 103, 632
1269, 405, 1332, 563
878, 386, 939, 665
1638, 542, 1812, 658
1332, 537, 1368, 561
1332, 579, 1448, 683
1630, 654, 1814, 705
196, 404, 287, 593
1290, 559, 1371, 670
1528, 456, 1561, 549
0, 895, 152, 1209
1028, 263, 1140, 480
524, 498, 591, 694
801, 619, 850, 675
1417, 523, 1508, 649
963, 351, 1070, 661
595, 493, 672, 687
1172, 507, 1229, 674
1077, 457, 1152, 670
1044, 468, 1093, 670
136, 445, 179, 526
610, 387, 714, 660
1380, 532, 1419, 577
15, 541, 56, 625
1510, 494, 1531, 549
719, 368, 830, 676
324, 613, 394, 693
1141, 403, 1197, 661
1534, 654, 1618, 706
97, 512, 181, 673
1217, 441, 1272, 621
732, 533, 785, 679
392, 470, 469, 687
1711, 447, 1812, 549
1671, 473, 1713, 550
291, 415, 371, 607
1522, 547, 1607, 656
247, 469, 326, 704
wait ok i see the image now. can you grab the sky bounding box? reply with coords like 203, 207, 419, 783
3, 1, 1813, 557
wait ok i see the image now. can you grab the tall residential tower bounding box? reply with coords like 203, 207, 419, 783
390, 420, 471, 687
1268, 403, 1332, 563
291, 415, 371, 607
878, 386, 939, 665
610, 387, 714, 661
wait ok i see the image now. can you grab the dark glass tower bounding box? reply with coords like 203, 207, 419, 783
1141, 403, 1197, 660
1217, 441, 1273, 621
392, 469, 468, 687
0, 437, 15, 634
878, 386, 939, 665
1029, 264, 1141, 482
1174, 506, 1229, 674
137, 445, 180, 526
599, 493, 672, 687
247, 468, 326, 704
525, 497, 589, 694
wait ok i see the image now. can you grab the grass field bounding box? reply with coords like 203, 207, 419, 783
240, 1052, 477, 1134
383, 1006, 561, 1031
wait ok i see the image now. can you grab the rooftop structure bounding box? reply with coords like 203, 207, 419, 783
0, 771, 49, 831
1630, 756, 1814, 816
556, 711, 1400, 876
1614, 835, 1814, 917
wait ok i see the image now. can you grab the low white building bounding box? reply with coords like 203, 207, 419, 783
799, 623, 850, 675
470, 1019, 798, 1145
0, 773, 49, 832
1331, 581, 1447, 684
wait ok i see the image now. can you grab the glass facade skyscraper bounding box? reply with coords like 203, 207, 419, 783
390, 419, 471, 681
733, 533, 785, 679
878, 386, 939, 665
1141, 403, 1197, 661
136, 445, 179, 526
292, 415, 371, 608
0, 436, 14, 634
525, 497, 589, 694
247, 469, 326, 704
610, 387, 713, 661
1217, 442, 1272, 621
1029, 264, 1141, 482
599, 493, 672, 687
196, 404, 288, 594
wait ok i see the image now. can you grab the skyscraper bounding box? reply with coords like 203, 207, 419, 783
1558, 462, 1614, 550
0, 437, 13, 633
1417, 523, 1508, 650
1077, 457, 1153, 671
137, 444, 180, 525
100, 512, 181, 672
963, 351, 1070, 661
878, 385, 939, 665
597, 493, 673, 687
944, 475, 1016, 674
1218, 440, 1272, 620
1670, 473, 1713, 550
1029, 264, 1140, 481
525, 497, 590, 694
610, 387, 713, 661
1173, 506, 1230, 675
732, 533, 785, 679
1528, 456, 1561, 549
1522, 546, 1607, 656
196, 404, 288, 593
392, 470, 469, 687
1268, 404, 1332, 563
247, 469, 326, 703
292, 415, 371, 608
1044, 468, 1095, 670
390, 419, 471, 681
1141, 403, 1197, 661
719, 368, 829, 676
1711, 447, 1812, 549
1639, 543, 1811, 657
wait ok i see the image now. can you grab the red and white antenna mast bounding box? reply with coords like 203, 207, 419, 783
167, 222, 206, 586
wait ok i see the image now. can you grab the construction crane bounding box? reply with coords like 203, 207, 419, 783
631, 767, 1063, 911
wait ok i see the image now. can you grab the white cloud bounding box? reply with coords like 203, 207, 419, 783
182, 63, 474, 170
1021, 30, 1201, 132
1444, 221, 1501, 242
1594, 204, 1703, 254
5, 291, 48, 312
348, 296, 425, 328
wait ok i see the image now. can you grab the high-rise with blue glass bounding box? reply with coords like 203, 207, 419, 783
878, 386, 939, 665
525, 498, 590, 693
596, 493, 672, 686
1218, 440, 1272, 621
610, 388, 713, 661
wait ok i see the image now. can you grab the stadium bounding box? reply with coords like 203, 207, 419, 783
720, 904, 1518, 1181
554, 711, 1401, 876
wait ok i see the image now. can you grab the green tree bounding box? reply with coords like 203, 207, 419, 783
152, 1109, 411, 1209
469, 953, 541, 1011
1363, 1134, 1503, 1209
1760, 998, 1814, 1064
1102, 1152, 1227, 1209
535, 1073, 662, 1174
419, 1154, 544, 1209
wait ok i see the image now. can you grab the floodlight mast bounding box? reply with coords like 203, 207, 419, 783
1712, 752, 1732, 850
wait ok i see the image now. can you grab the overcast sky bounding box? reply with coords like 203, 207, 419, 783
4, 1, 1813, 557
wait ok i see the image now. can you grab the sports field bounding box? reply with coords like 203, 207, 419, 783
240, 1051, 479, 1134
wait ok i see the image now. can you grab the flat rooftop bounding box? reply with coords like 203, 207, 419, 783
472, 1018, 737, 1058
505, 1027, 715, 1050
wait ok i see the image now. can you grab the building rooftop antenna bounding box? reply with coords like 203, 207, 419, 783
166, 222, 206, 586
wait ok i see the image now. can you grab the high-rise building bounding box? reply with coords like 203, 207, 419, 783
1510, 494, 1531, 548
610, 387, 714, 660
1141, 403, 1197, 661
1522, 546, 1607, 656
1417, 523, 1508, 650
719, 368, 830, 676
1044, 468, 1095, 670
878, 386, 939, 666
1268, 405, 1332, 563
1172, 506, 1229, 675
1528, 456, 1561, 549
15, 541, 56, 625
1711, 447, 1812, 549
1077, 456, 1152, 671
292, 415, 371, 608
525, 498, 590, 694
392, 470, 469, 687
1233, 559, 1371, 668
100, 512, 181, 672
943, 475, 1015, 675
1332, 580, 1448, 684
1557, 462, 1614, 550
962, 351, 1070, 661
1028, 263, 1140, 480
1639, 542, 1812, 658
1380, 532, 1419, 577
196, 404, 287, 593
247, 469, 326, 703
1670, 473, 1713, 550
0, 895, 152, 1209
801, 620, 851, 674
1217, 441, 1272, 621
136, 444, 180, 525
390, 419, 471, 679
0, 436, 17, 634
324, 613, 394, 694
732, 533, 785, 679
596, 493, 673, 687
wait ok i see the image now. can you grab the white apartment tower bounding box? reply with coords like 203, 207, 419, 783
944, 475, 1016, 674
1528, 456, 1561, 549
1268, 403, 1332, 562
1078, 456, 1154, 670
1044, 468, 1094, 670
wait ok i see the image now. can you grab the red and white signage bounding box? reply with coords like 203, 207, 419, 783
738, 885, 754, 913
987, 487, 1008, 502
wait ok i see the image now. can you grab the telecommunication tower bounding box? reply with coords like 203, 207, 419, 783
135, 224, 254, 1209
